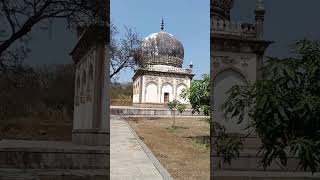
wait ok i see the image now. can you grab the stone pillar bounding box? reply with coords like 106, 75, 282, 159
93, 38, 104, 128
139, 76, 143, 103
255, 0, 265, 40
101, 43, 110, 130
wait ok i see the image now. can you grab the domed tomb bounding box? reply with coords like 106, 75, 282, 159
132, 19, 194, 107
137, 30, 184, 68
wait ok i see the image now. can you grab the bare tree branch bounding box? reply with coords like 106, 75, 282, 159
1, 0, 16, 34
110, 24, 141, 80
0, 0, 107, 73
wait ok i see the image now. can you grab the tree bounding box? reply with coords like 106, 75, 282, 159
180, 73, 242, 167
222, 39, 320, 173
0, 63, 75, 119
0, 0, 106, 72
168, 99, 186, 127
41, 64, 75, 116
109, 24, 141, 80
180, 74, 210, 115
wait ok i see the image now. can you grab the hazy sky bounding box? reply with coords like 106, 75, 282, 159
23, 0, 320, 82
111, 0, 210, 82
27, 20, 76, 66
232, 0, 320, 58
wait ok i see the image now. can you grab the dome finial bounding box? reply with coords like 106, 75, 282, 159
189, 58, 193, 69
161, 18, 164, 31
256, 0, 265, 10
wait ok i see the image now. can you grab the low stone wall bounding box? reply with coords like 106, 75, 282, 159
0, 140, 109, 169
211, 136, 320, 179
111, 106, 205, 116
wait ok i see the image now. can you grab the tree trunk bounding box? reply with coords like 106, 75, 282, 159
172, 109, 176, 127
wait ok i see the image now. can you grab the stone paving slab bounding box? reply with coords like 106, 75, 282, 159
110, 116, 164, 180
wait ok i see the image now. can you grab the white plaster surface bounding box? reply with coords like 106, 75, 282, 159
133, 94, 140, 103
213, 68, 248, 133
146, 82, 158, 103
212, 51, 257, 134
137, 70, 191, 105
176, 84, 187, 103
160, 83, 173, 103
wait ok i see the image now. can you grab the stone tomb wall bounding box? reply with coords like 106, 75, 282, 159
73, 47, 96, 130
212, 51, 256, 134
136, 74, 190, 104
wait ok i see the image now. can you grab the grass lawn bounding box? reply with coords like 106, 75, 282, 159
126, 117, 210, 180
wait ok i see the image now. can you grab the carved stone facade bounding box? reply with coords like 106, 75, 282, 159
211, 0, 272, 134
70, 25, 109, 146
133, 74, 192, 105
73, 47, 96, 129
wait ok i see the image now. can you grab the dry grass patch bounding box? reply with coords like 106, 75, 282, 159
126, 117, 210, 180
0, 116, 72, 141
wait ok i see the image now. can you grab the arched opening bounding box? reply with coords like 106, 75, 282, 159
161, 83, 173, 103
145, 82, 158, 103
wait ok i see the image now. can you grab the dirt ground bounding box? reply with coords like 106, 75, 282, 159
0, 116, 72, 141
126, 117, 210, 180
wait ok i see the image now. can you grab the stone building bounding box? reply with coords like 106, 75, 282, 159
132, 20, 194, 107
71, 25, 109, 146
211, 0, 272, 133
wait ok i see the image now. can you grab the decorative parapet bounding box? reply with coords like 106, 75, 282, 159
142, 65, 192, 74
70, 25, 107, 63
211, 19, 256, 38
138, 54, 183, 68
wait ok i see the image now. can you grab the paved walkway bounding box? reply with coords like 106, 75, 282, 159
110, 116, 164, 180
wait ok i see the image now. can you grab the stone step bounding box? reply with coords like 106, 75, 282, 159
212, 135, 262, 150
0, 140, 109, 169
241, 136, 261, 149
211, 137, 319, 172
0, 169, 108, 180
211, 170, 320, 180
211, 148, 320, 173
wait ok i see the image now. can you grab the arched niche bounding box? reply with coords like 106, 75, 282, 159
213, 67, 248, 133
80, 69, 87, 104
176, 83, 188, 103
161, 82, 173, 103
75, 74, 81, 106
145, 82, 158, 103
87, 64, 94, 102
